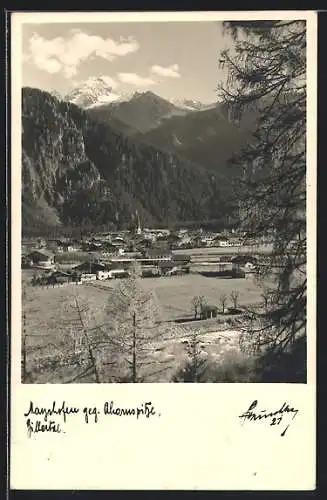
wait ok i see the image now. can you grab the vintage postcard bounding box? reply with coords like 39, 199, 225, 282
10, 10, 316, 491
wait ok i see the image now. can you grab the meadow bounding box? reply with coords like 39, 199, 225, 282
140, 274, 269, 321
21, 269, 271, 383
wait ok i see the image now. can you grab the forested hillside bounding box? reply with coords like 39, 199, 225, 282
22, 87, 237, 234
134, 104, 259, 172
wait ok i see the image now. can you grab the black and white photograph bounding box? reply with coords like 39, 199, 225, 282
20, 16, 308, 385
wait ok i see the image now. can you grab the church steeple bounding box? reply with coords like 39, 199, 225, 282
135, 209, 142, 235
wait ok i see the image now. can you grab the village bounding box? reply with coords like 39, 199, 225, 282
22, 220, 264, 286
21, 216, 280, 383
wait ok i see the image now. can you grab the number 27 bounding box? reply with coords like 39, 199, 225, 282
270, 417, 282, 426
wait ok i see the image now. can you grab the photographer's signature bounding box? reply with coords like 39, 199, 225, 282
239, 400, 299, 436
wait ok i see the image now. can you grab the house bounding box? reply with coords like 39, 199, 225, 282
110, 257, 134, 268
141, 268, 161, 278
201, 235, 215, 246
144, 248, 172, 260
97, 233, 113, 242
171, 253, 191, 266
47, 271, 75, 285
144, 228, 170, 238
108, 269, 130, 279
83, 242, 103, 252
99, 241, 116, 252
200, 305, 219, 319
64, 243, 79, 252
112, 236, 125, 245
55, 240, 65, 252
178, 235, 192, 247
61, 243, 79, 252
96, 270, 111, 281
228, 237, 243, 247
90, 239, 103, 248
142, 231, 157, 243
80, 273, 97, 282
136, 238, 153, 250
73, 262, 109, 274
25, 250, 55, 269
217, 237, 231, 247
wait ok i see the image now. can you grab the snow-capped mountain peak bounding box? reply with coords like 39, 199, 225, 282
65, 77, 119, 109
170, 98, 215, 112
64, 77, 150, 109
64, 78, 216, 112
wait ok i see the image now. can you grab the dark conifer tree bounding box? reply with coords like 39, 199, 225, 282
218, 20, 307, 381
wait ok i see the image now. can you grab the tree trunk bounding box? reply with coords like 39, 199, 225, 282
22, 334, 27, 383
132, 311, 137, 383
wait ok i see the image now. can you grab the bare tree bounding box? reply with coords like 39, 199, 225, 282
104, 265, 179, 382
69, 297, 102, 383
219, 293, 227, 314
230, 290, 239, 310
261, 287, 272, 313
191, 295, 207, 319
191, 296, 201, 319
198, 296, 207, 318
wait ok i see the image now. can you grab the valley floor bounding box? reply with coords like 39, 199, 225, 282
21, 270, 273, 383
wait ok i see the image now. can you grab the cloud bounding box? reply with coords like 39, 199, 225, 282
35, 56, 62, 75
150, 63, 181, 78
117, 72, 157, 87
24, 30, 139, 78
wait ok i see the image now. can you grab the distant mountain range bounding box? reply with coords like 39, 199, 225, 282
62, 78, 258, 173
21, 82, 260, 234
64, 76, 214, 111
63, 77, 216, 135
170, 98, 216, 112
86, 89, 189, 135
22, 87, 241, 234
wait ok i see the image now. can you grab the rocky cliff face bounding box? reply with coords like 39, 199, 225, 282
23, 88, 88, 201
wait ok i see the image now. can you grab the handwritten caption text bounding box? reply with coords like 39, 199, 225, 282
24, 400, 159, 437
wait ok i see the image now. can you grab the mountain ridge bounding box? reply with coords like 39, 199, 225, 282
22, 87, 235, 234
64, 78, 216, 135
86, 89, 191, 135
134, 104, 259, 172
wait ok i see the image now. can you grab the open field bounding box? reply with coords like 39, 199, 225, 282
139, 274, 270, 321
22, 270, 272, 383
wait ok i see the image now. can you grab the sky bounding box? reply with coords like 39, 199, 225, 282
21, 21, 232, 103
